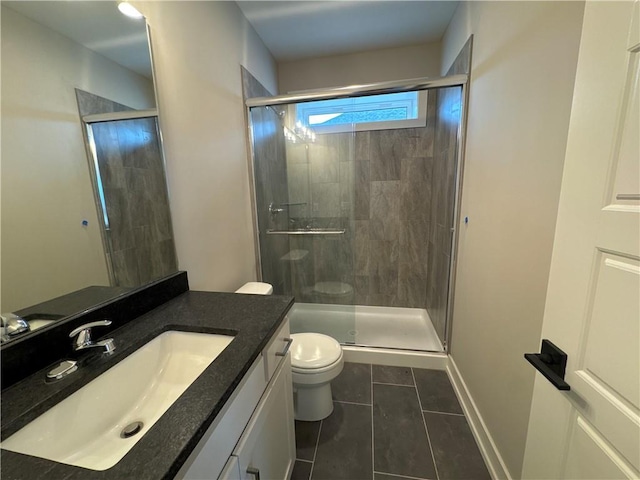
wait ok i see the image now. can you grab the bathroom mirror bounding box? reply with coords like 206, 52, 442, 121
1, 1, 177, 342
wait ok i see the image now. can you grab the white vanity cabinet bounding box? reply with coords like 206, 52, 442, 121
178, 318, 295, 480
232, 355, 295, 480
218, 457, 241, 480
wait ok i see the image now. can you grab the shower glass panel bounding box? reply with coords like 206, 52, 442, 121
249, 83, 463, 353
428, 85, 464, 346
250, 104, 357, 344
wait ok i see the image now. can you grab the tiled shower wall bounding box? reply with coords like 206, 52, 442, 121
284, 92, 449, 310
350, 97, 437, 308
284, 134, 355, 301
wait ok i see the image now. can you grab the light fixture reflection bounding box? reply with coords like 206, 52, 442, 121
117, 1, 144, 19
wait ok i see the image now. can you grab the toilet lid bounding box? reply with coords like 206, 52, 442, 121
290, 333, 342, 369
312, 282, 353, 296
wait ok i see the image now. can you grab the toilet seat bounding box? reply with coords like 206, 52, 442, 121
290, 333, 344, 421
290, 333, 342, 372
292, 352, 343, 375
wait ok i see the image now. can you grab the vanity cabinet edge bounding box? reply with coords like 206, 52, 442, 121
177, 317, 294, 480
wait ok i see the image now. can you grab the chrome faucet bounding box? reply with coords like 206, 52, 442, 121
69, 320, 115, 354
1, 313, 30, 343
45, 320, 115, 382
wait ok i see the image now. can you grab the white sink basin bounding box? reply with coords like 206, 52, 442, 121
1, 331, 233, 470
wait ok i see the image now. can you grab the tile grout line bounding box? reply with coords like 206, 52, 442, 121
370, 363, 375, 480
307, 418, 323, 480
421, 409, 465, 417
334, 399, 372, 407
373, 470, 431, 480
372, 381, 415, 387
411, 367, 440, 480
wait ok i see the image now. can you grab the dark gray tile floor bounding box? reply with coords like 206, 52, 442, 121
292, 363, 491, 480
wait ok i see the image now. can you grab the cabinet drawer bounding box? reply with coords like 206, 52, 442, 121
262, 316, 291, 382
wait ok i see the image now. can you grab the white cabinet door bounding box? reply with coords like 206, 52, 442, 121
262, 317, 291, 382
234, 355, 296, 480
522, 1, 640, 478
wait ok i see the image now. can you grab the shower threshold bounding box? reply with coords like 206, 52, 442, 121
288, 303, 444, 353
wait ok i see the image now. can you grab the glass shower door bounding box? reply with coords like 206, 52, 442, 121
249, 104, 358, 344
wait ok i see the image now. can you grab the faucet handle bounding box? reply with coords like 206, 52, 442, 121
69, 320, 112, 351
69, 319, 112, 338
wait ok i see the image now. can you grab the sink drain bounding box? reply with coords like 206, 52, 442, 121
120, 421, 144, 439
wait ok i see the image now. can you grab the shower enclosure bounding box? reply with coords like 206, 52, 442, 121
246, 76, 466, 353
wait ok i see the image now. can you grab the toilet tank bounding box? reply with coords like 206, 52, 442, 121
235, 282, 273, 295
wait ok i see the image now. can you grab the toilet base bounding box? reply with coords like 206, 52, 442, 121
294, 382, 334, 421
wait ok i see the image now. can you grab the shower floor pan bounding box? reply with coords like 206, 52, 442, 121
288, 303, 443, 353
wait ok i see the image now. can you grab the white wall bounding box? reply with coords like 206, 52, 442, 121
441, 1, 585, 477
135, 1, 277, 292
1, 6, 155, 312
278, 42, 441, 93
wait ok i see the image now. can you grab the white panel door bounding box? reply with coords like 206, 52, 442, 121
522, 1, 640, 479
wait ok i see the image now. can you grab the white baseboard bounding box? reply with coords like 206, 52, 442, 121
446, 356, 513, 480
342, 346, 447, 370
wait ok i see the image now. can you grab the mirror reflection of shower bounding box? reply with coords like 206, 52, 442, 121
248, 78, 465, 354
78, 89, 177, 289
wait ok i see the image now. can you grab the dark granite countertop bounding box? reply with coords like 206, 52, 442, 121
1, 290, 294, 480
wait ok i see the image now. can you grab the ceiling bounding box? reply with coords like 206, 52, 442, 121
4, 1, 152, 79
5, 1, 459, 78
236, 1, 459, 62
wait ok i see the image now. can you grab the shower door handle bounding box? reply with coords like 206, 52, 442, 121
269, 202, 285, 215
269, 202, 307, 215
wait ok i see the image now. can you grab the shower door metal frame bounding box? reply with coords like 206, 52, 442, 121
446, 80, 470, 354
246, 75, 468, 107
245, 74, 469, 353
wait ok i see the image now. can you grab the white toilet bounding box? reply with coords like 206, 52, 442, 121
290, 332, 344, 421
235, 281, 344, 422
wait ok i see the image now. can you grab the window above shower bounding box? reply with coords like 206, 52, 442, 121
295, 90, 428, 134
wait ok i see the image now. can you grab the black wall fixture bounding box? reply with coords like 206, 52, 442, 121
524, 339, 570, 391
